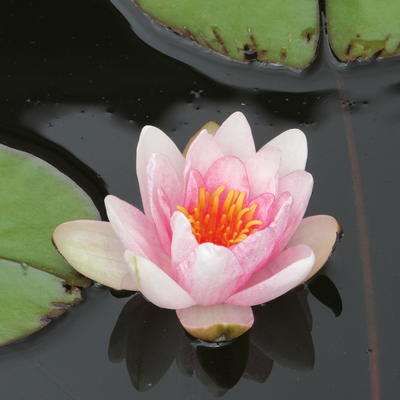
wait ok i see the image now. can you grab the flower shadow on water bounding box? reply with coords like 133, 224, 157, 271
108, 276, 341, 395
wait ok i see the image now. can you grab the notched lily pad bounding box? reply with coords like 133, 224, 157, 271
0, 144, 100, 287
0, 259, 81, 346
134, 0, 320, 69
327, 0, 400, 61
0, 144, 100, 345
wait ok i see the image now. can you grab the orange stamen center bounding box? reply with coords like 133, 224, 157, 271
176, 185, 263, 247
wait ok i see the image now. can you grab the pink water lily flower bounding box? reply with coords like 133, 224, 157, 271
53, 112, 340, 342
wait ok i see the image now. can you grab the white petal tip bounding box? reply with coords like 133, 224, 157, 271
284, 128, 306, 137
138, 125, 167, 143
223, 111, 249, 126
231, 111, 246, 118
103, 194, 116, 208
141, 124, 157, 132
268, 128, 308, 175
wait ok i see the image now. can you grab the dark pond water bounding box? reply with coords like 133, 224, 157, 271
1, 1, 399, 399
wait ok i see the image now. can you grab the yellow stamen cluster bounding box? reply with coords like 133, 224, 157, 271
177, 185, 263, 247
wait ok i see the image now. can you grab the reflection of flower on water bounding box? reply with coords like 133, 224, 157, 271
108, 276, 342, 395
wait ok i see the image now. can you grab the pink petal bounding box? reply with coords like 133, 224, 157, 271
278, 171, 313, 247
147, 153, 183, 252
53, 221, 136, 290
182, 168, 205, 210
246, 146, 281, 199
185, 130, 224, 176
204, 155, 250, 195
171, 211, 198, 266
125, 251, 196, 310
154, 188, 175, 254
226, 245, 314, 306
147, 153, 183, 208
288, 215, 342, 281
176, 304, 254, 342
265, 129, 307, 177
105, 195, 170, 273
269, 192, 293, 238
176, 243, 243, 306
214, 112, 256, 160
231, 227, 276, 277
249, 193, 275, 225
136, 125, 185, 216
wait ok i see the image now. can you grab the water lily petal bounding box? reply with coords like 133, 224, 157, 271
147, 153, 183, 207
232, 227, 276, 276
147, 153, 183, 252
204, 155, 250, 195
105, 195, 170, 274
176, 304, 254, 342
214, 112, 256, 160
249, 193, 275, 225
246, 146, 281, 199
288, 215, 341, 281
227, 245, 314, 306
155, 188, 175, 254
176, 243, 243, 306
269, 192, 293, 237
183, 168, 205, 210
53, 220, 136, 290
125, 252, 196, 310
137, 125, 185, 216
171, 211, 198, 266
185, 130, 224, 176
183, 121, 220, 159
266, 129, 307, 177
278, 171, 313, 247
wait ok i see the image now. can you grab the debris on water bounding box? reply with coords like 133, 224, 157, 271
190, 89, 204, 99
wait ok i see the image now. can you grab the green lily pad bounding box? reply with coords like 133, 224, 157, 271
0, 144, 100, 345
134, 0, 320, 69
327, 0, 400, 61
0, 259, 81, 346
0, 144, 99, 287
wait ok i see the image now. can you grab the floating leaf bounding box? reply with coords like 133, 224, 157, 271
0, 144, 100, 346
0, 259, 81, 346
133, 0, 320, 69
0, 144, 99, 287
327, 0, 400, 61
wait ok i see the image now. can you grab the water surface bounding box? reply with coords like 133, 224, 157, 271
0, 1, 399, 399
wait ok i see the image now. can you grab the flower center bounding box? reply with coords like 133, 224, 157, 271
176, 185, 263, 247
